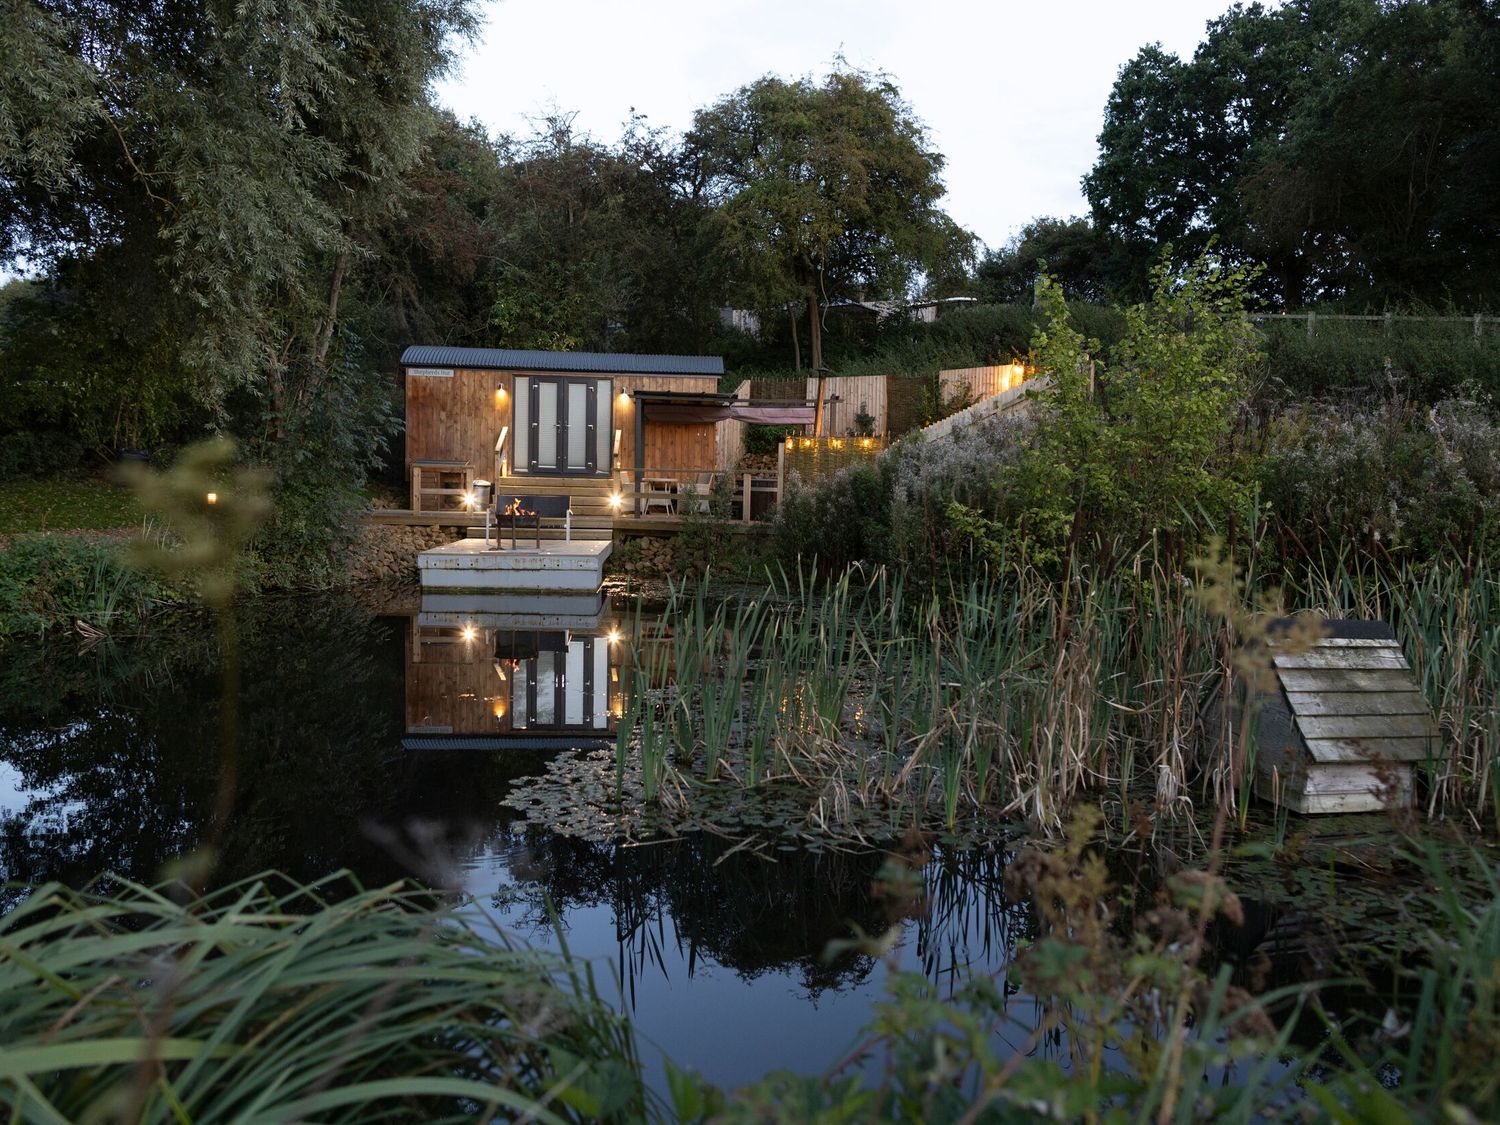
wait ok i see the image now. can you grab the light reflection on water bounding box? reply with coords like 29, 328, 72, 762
0, 593, 1042, 1094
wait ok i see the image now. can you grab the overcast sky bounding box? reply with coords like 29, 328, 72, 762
435, 0, 1234, 254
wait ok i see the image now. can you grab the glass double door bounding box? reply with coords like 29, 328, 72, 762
513, 376, 611, 475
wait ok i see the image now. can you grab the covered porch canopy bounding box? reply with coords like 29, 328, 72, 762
627, 389, 814, 512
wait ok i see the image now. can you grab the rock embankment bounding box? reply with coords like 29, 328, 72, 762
348, 523, 456, 585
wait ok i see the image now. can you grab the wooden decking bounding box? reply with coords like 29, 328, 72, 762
362, 509, 761, 537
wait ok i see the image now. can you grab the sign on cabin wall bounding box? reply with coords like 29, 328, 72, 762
408, 367, 455, 378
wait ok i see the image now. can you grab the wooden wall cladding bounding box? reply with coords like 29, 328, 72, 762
404, 368, 721, 483
804, 374, 888, 436
405, 368, 509, 481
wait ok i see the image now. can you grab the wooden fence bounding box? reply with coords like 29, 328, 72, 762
1253, 312, 1496, 341
938, 364, 1030, 409
804, 374, 888, 436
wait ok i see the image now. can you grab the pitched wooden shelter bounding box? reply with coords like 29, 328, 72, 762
1253, 620, 1440, 813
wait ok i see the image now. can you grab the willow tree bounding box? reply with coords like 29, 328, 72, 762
686, 66, 973, 432
1, 0, 478, 429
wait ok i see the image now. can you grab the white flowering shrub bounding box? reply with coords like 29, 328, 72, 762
1258, 397, 1500, 560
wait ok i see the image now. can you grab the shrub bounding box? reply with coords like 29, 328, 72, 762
1258, 396, 1500, 562
0, 534, 174, 636
1261, 317, 1500, 404
772, 462, 891, 572
0, 430, 86, 482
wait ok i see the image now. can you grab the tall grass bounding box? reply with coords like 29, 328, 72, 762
0, 872, 647, 1123
618, 553, 1499, 833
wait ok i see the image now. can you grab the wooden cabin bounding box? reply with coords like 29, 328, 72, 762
401, 346, 742, 520
404, 595, 623, 748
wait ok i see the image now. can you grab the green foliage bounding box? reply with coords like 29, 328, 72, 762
0, 476, 143, 534
744, 424, 797, 458
1002, 257, 1262, 564
238, 350, 402, 591
771, 464, 891, 571
484, 115, 726, 354
0, 872, 647, 1123
0, 430, 85, 483
1258, 397, 1500, 564
974, 215, 1118, 304
1086, 0, 1500, 307
688, 64, 975, 367
0, 534, 173, 637
1260, 316, 1500, 404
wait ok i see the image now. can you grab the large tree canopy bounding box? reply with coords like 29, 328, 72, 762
1085, 0, 1500, 308
1, 0, 478, 423
685, 66, 975, 382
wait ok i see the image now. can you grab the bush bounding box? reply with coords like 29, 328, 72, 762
1261, 317, 1500, 404
0, 534, 175, 636
0, 431, 86, 482
1258, 396, 1500, 562
772, 462, 891, 572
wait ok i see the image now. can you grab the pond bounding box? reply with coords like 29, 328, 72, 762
0, 591, 1437, 1096
0, 594, 1038, 1093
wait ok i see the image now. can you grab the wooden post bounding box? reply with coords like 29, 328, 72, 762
1306, 311, 1315, 340
742, 473, 753, 524
776, 441, 785, 509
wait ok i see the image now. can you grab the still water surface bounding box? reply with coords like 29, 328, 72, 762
0, 594, 1042, 1092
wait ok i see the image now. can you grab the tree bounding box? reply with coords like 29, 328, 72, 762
1001, 255, 1263, 565
686, 66, 974, 431
1, 0, 479, 423
974, 216, 1116, 304
1085, 1, 1500, 309
482, 114, 724, 354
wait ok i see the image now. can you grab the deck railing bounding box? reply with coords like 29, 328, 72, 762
613, 467, 782, 523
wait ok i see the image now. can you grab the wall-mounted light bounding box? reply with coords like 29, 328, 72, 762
205, 492, 219, 505
461, 624, 477, 643
608, 492, 623, 511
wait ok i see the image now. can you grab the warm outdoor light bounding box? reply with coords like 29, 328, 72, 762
493, 701, 505, 719
608, 492, 623, 510
461, 624, 477, 642
607, 627, 622, 645
496, 383, 507, 399
205, 492, 218, 505
618, 390, 631, 404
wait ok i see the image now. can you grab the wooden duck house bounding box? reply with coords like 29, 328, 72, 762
1254, 619, 1439, 814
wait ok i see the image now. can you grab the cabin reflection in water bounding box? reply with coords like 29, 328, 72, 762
404, 594, 622, 745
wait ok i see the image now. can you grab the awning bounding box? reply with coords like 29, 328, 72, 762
730, 403, 815, 424
634, 390, 815, 426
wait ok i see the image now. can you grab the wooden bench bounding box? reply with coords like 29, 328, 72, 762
497, 493, 571, 549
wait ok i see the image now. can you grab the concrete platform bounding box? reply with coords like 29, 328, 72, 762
417, 537, 611, 593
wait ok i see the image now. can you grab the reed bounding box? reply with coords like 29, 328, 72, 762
0, 872, 646, 1123
612, 552, 1498, 834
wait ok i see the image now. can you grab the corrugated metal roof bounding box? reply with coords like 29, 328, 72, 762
401, 345, 724, 377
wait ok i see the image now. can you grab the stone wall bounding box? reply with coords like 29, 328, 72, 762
348, 523, 458, 585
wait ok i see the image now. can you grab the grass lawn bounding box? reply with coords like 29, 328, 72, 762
0, 476, 145, 535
